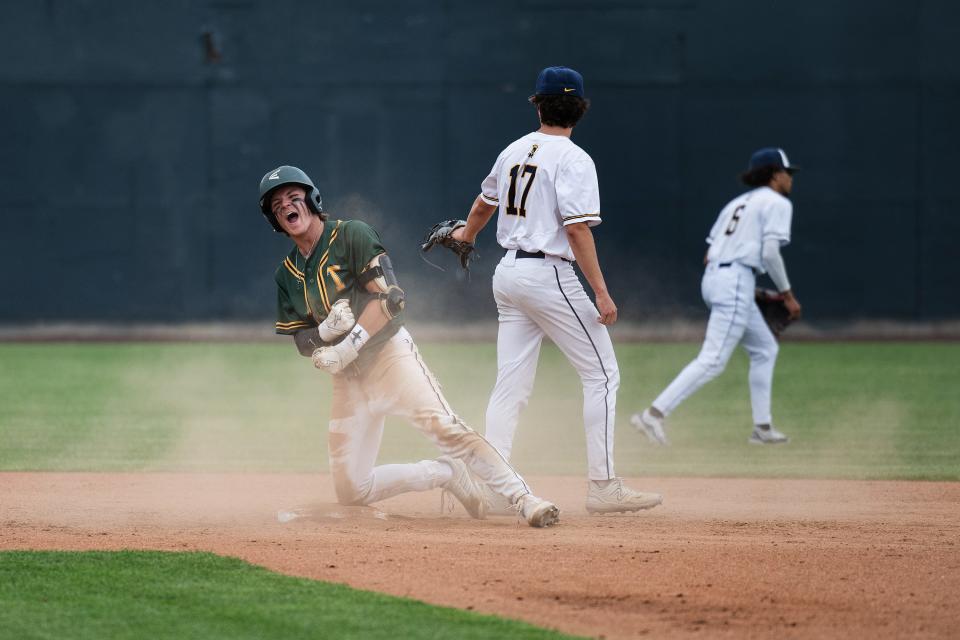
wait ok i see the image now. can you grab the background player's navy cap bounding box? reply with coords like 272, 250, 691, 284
748, 147, 800, 173
534, 66, 585, 97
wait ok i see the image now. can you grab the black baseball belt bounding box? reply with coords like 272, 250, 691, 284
506, 248, 573, 263
718, 261, 758, 275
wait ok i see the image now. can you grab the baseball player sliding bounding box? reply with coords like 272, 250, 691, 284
450, 66, 662, 514
261, 165, 559, 527
631, 148, 802, 446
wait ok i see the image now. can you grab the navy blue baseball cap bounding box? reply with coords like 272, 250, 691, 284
747, 147, 800, 173
534, 66, 585, 97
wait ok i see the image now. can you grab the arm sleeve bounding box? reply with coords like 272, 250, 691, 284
761, 238, 792, 292
557, 156, 602, 227
763, 199, 793, 246
479, 156, 501, 206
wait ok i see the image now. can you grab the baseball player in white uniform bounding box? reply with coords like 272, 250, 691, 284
452, 66, 662, 514
631, 148, 802, 445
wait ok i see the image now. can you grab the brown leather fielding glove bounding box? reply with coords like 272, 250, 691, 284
755, 288, 793, 337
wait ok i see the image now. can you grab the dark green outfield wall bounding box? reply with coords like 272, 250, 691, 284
1, 1, 957, 323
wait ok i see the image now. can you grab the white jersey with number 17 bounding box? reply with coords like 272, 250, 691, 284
479, 131, 601, 262
705, 186, 792, 271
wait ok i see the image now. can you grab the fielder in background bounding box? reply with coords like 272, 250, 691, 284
631, 148, 803, 446
451, 67, 662, 514
261, 165, 560, 527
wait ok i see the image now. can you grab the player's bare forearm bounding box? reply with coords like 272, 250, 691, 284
457, 197, 497, 243
358, 280, 394, 336
565, 223, 607, 295
565, 222, 618, 324
356, 299, 390, 335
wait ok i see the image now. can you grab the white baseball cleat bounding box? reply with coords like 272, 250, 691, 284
516, 493, 560, 528
586, 478, 663, 514
438, 456, 486, 519
748, 425, 790, 445
630, 408, 670, 446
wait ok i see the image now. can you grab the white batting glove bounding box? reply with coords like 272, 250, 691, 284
317, 299, 356, 343
311, 325, 369, 375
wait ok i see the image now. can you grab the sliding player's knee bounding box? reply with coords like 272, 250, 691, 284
333, 475, 373, 506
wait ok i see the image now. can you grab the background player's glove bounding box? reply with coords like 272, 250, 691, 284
317, 298, 355, 343
755, 288, 793, 337
420, 219, 477, 271
311, 325, 368, 374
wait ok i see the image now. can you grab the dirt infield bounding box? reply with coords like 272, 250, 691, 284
2, 473, 957, 639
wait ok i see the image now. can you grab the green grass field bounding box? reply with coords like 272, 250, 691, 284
1, 341, 958, 479
0, 551, 578, 640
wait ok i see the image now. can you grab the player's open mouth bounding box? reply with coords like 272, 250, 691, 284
285, 211, 300, 224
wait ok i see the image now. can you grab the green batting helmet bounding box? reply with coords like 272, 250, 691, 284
258, 165, 324, 233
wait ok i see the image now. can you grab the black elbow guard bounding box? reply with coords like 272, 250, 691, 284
358, 253, 405, 319
380, 285, 405, 319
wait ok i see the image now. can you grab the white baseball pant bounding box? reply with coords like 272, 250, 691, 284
484, 251, 619, 481
327, 327, 531, 505
652, 262, 779, 425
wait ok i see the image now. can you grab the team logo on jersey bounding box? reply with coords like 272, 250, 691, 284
268, 170, 281, 180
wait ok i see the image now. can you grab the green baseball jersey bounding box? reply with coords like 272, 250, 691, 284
274, 219, 403, 373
